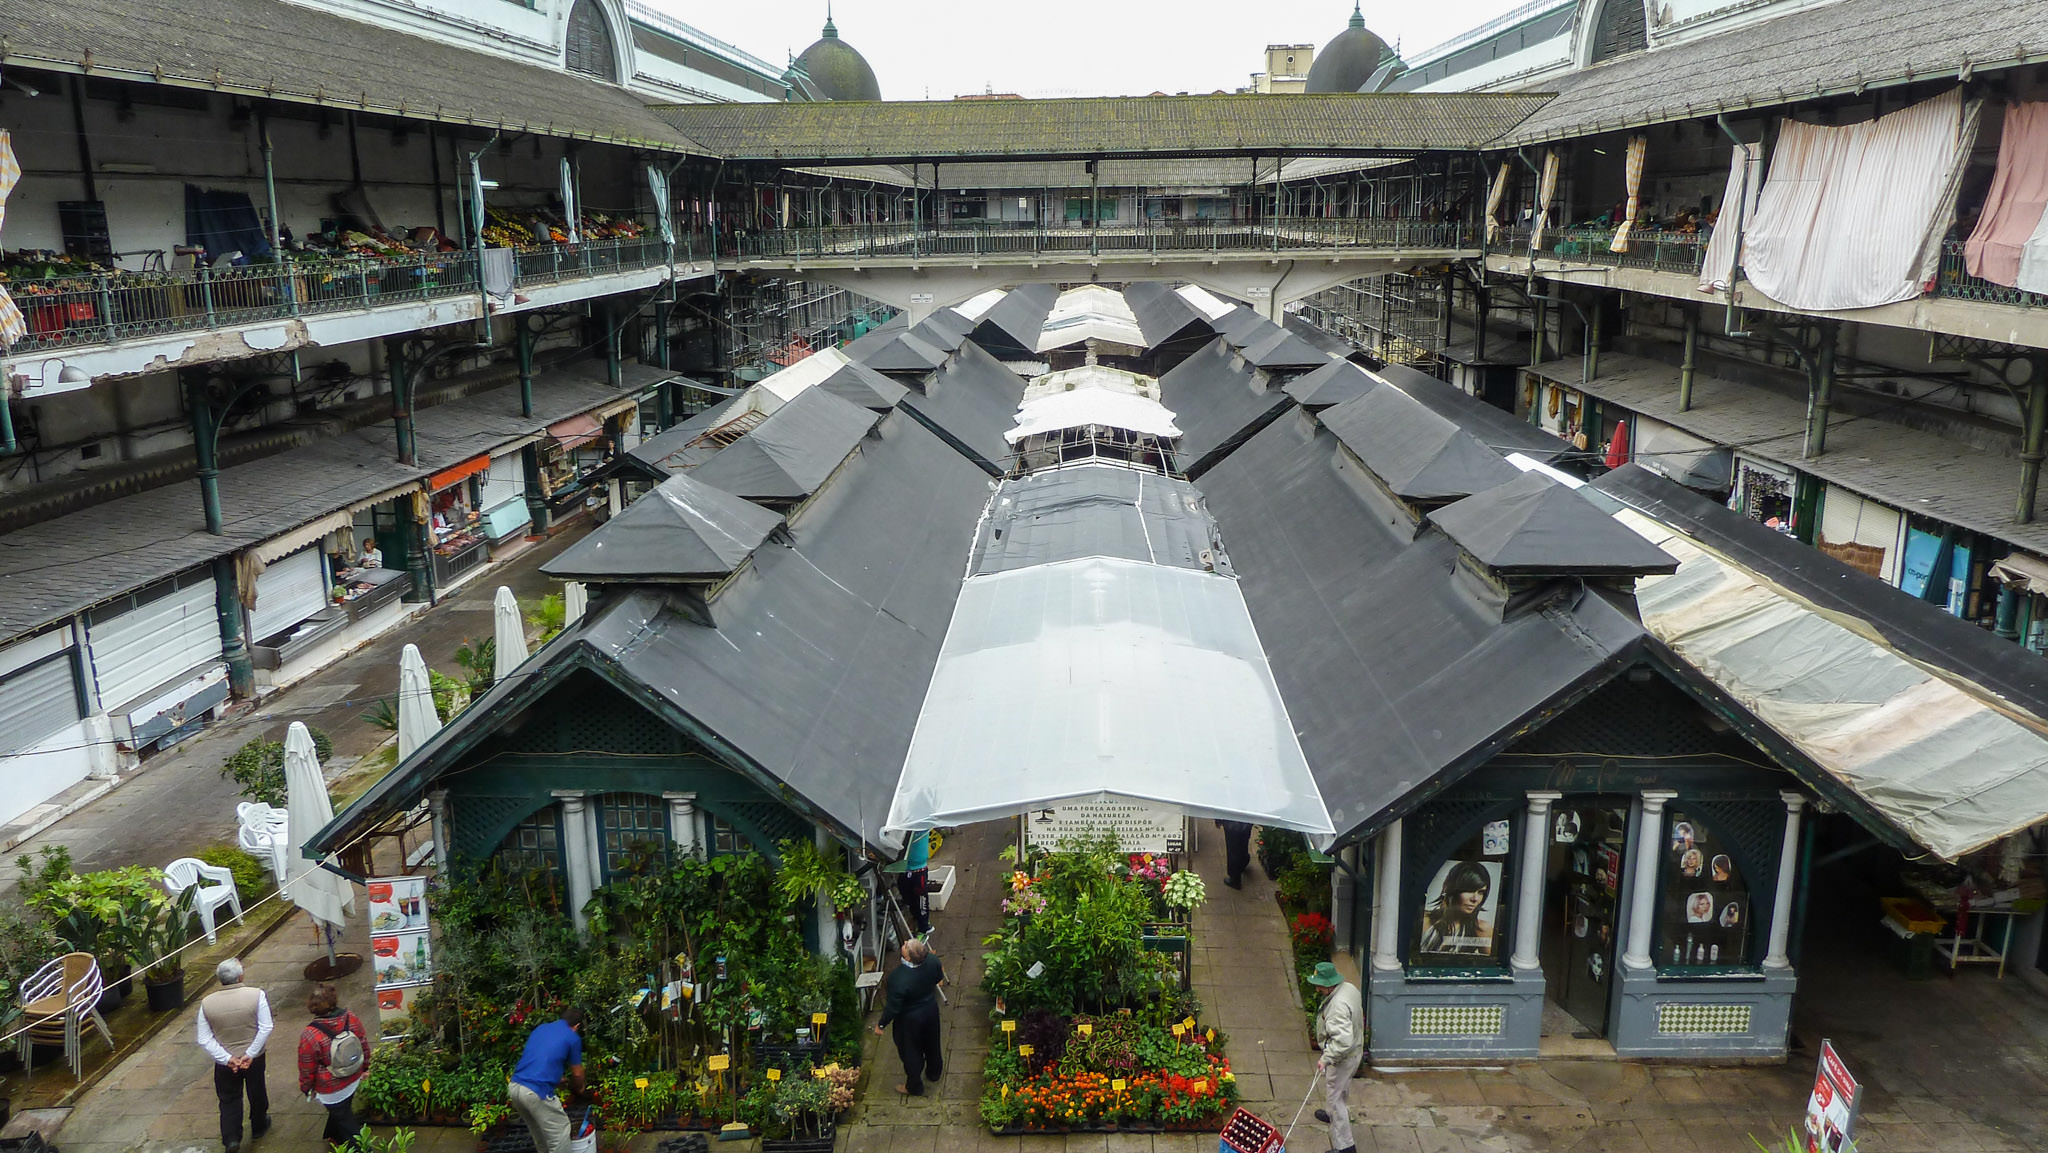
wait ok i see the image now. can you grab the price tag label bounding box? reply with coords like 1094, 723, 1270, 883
1001, 1020, 1016, 1033
813, 1012, 829, 1026
1193, 1079, 1208, 1094
1077, 1023, 1093, 1037
707, 1055, 730, 1072
766, 1069, 781, 1082
1112, 1079, 1126, 1092
421, 1079, 431, 1095
813, 1067, 830, 1079
1182, 1016, 1197, 1033
1171, 1023, 1186, 1037
634, 1077, 649, 1090
1001, 1084, 1010, 1098
1205, 1028, 1215, 1044
1019, 1044, 1034, 1057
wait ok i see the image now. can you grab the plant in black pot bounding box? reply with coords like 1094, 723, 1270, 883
22, 863, 171, 1010
141, 887, 198, 1011
761, 1073, 835, 1153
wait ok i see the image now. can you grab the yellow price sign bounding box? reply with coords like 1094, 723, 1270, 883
766, 1069, 782, 1082
1205, 1028, 1216, 1044
1001, 1084, 1010, 1098
1182, 1016, 1197, 1033
1077, 1023, 1093, 1037
813, 1068, 830, 1080
1171, 1023, 1186, 1037
1001, 1020, 1016, 1033
812, 1012, 829, 1026
420, 1079, 431, 1095
1112, 1079, 1126, 1092
707, 1055, 731, 1072
1018, 1044, 1034, 1057
1193, 1079, 1208, 1094
634, 1077, 649, 1090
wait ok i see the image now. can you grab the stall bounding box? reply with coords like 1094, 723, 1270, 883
538, 411, 618, 523
426, 457, 491, 588
475, 455, 532, 548
247, 544, 347, 672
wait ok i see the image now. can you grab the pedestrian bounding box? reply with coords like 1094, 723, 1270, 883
297, 982, 369, 1148
1308, 961, 1364, 1153
897, 829, 932, 936
508, 1008, 587, 1153
1216, 820, 1253, 889
196, 958, 272, 1153
870, 938, 944, 1096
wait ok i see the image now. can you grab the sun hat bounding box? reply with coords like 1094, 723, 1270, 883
1307, 961, 1344, 987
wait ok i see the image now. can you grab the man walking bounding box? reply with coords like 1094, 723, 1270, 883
509, 1008, 586, 1153
297, 982, 370, 1148
1308, 961, 1364, 1153
871, 938, 944, 1096
197, 959, 273, 1153
1216, 820, 1254, 889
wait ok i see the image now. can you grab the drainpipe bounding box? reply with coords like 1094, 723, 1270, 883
1677, 306, 1699, 411
1089, 159, 1101, 257
2017, 357, 2048, 522
604, 298, 622, 389
259, 109, 282, 259
1802, 321, 1838, 459
516, 321, 535, 419
1586, 298, 1601, 383
387, 339, 415, 466
1715, 116, 1756, 338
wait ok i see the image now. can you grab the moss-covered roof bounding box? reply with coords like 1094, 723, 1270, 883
653, 91, 1551, 163
789, 18, 882, 103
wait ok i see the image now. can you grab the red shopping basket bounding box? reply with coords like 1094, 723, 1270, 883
1219, 1107, 1285, 1153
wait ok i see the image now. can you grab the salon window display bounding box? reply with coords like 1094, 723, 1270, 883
1657, 811, 1751, 968
1411, 821, 1512, 967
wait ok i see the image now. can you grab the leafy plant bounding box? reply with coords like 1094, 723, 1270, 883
466, 1101, 512, 1135
769, 1072, 833, 1138
15, 845, 73, 903
341, 1128, 417, 1153
197, 844, 274, 903
218, 728, 334, 807
529, 593, 568, 644
772, 838, 862, 913
1162, 870, 1206, 912
24, 864, 171, 968
362, 670, 467, 732
1290, 912, 1334, 957
454, 637, 496, 697
141, 885, 199, 981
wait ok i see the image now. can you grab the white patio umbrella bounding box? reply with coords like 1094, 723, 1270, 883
396, 643, 441, 761
493, 585, 529, 683
283, 721, 357, 973
563, 581, 588, 627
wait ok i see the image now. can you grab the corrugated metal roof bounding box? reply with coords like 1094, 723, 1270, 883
654, 91, 1554, 163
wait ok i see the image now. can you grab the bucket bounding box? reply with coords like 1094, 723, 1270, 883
568, 1108, 598, 1153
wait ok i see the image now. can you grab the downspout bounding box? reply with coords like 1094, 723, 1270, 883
516, 320, 535, 419
259, 110, 282, 258
2018, 356, 2048, 523
1678, 306, 1699, 411
0, 389, 16, 454
69, 77, 97, 203
1802, 320, 1838, 458
1715, 115, 1756, 338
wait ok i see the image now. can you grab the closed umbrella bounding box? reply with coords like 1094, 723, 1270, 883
284, 721, 358, 976
397, 643, 441, 762
564, 581, 588, 627
1604, 420, 1631, 470
493, 586, 529, 683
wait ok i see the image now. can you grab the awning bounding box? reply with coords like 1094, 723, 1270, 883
252, 482, 419, 564
1991, 552, 2048, 593
1006, 390, 1183, 444
428, 454, 491, 492
547, 415, 605, 451
885, 556, 1334, 839
1634, 416, 1734, 492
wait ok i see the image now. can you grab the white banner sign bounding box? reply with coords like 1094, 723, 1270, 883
1024, 798, 1185, 854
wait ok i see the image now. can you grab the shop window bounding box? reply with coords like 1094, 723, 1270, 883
498, 807, 564, 877
1410, 820, 1514, 968
1655, 809, 1752, 968
595, 791, 668, 880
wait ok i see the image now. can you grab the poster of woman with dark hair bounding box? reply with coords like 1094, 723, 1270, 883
1417, 860, 1502, 958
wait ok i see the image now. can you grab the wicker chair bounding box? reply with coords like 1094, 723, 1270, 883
18, 952, 115, 1079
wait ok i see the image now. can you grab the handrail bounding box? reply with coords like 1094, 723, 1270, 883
728, 218, 1482, 262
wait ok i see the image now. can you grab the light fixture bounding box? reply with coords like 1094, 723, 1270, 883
5, 77, 40, 98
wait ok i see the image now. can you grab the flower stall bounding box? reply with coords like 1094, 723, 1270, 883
977, 835, 1236, 1135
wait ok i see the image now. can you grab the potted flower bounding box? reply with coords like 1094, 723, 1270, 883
761, 1072, 835, 1153
141, 887, 198, 1011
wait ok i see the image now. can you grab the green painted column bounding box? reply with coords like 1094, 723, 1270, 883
184, 370, 224, 536
523, 443, 553, 535
1995, 584, 2023, 642
604, 299, 622, 389
388, 339, 416, 465
211, 556, 255, 699
517, 322, 535, 419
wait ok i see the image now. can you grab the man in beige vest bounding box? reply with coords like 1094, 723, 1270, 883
197, 958, 273, 1152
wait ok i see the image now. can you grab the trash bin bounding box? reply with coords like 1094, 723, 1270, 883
1881, 914, 1937, 980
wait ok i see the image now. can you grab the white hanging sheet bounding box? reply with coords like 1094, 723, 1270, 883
1699, 143, 1761, 294
1964, 103, 2048, 289
1741, 88, 1978, 311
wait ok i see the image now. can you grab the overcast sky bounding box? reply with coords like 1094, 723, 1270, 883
647, 0, 1534, 101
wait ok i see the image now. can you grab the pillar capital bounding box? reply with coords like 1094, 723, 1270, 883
1524, 790, 1563, 812
1639, 789, 1679, 815
552, 789, 589, 813
1779, 790, 1807, 814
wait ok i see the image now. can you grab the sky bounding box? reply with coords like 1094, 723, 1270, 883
644, 0, 1537, 101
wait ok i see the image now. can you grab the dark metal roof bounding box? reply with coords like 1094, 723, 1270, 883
689, 388, 881, 501
970, 284, 1059, 356
970, 468, 1230, 577
0, 0, 702, 152
848, 329, 949, 374
616, 405, 732, 481
1157, 337, 1296, 477
1199, 410, 1649, 842
651, 91, 1553, 164
1120, 283, 1211, 349
898, 340, 1027, 473
1283, 359, 1380, 408
1317, 385, 1524, 504
541, 472, 783, 582
1503, 0, 2034, 144
911, 310, 975, 351
1214, 307, 1280, 348
1371, 361, 1571, 464
1306, 11, 1398, 95
1242, 328, 1337, 371
1430, 471, 1678, 576
815, 361, 911, 412
315, 409, 992, 852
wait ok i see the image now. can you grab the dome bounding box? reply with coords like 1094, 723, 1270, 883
790, 16, 882, 102
1304, 4, 1395, 94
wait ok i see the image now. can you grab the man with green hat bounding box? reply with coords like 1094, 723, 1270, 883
1307, 961, 1363, 1153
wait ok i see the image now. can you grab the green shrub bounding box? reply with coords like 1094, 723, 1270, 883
219, 728, 333, 807
198, 844, 274, 901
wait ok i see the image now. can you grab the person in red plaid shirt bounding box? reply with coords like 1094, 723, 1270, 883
297, 983, 370, 1147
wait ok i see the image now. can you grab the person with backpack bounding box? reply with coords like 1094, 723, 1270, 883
296, 983, 370, 1148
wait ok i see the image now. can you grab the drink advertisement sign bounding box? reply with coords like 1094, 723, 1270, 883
367, 875, 433, 1043
1803, 1040, 1860, 1152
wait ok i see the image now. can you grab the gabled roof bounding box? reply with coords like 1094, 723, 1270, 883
1120, 283, 1213, 349
1157, 337, 1296, 477
690, 387, 881, 501
541, 473, 783, 583
1214, 307, 1281, 348
1318, 386, 1523, 504
850, 329, 950, 374
1007, 388, 1182, 444
1431, 471, 1678, 576
1371, 362, 1572, 464
909, 313, 973, 352
1035, 285, 1148, 353
970, 284, 1059, 356
1283, 359, 1381, 408
970, 467, 1228, 577
815, 361, 911, 412
1242, 327, 1336, 371
898, 340, 1027, 472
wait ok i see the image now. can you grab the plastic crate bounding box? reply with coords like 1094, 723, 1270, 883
1220, 1107, 1284, 1153
1880, 897, 1944, 935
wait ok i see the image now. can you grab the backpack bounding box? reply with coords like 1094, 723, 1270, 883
314, 1015, 366, 1078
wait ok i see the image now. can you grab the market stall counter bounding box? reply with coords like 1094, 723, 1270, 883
337, 567, 410, 622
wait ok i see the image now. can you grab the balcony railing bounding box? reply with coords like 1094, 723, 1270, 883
6, 237, 677, 356
732, 218, 1481, 262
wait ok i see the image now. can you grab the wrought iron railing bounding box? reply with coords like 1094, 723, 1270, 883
731, 218, 1481, 261
7, 237, 677, 356
1934, 240, 2048, 308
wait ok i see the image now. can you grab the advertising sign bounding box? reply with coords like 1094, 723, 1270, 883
1803, 1040, 1861, 1153
367, 875, 433, 1043
1024, 799, 1184, 854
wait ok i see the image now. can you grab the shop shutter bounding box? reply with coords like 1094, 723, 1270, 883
87, 574, 224, 711
0, 651, 84, 757
478, 455, 525, 513
248, 547, 329, 644
564, 0, 619, 83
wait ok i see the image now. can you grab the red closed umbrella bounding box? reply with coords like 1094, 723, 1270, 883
1604, 420, 1631, 469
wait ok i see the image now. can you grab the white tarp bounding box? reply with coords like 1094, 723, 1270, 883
1617, 508, 2048, 860
954, 289, 1008, 322
1741, 88, 1978, 311
1035, 285, 1147, 353
885, 556, 1333, 838
1007, 390, 1182, 444
1699, 142, 1761, 294
1174, 284, 1237, 321
760, 346, 855, 406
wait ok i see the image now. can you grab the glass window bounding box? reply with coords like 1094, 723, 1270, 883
1657, 809, 1752, 968
595, 792, 668, 880
497, 806, 563, 876
709, 814, 759, 857
1411, 818, 1514, 968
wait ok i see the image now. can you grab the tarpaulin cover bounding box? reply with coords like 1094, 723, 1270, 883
885, 555, 1332, 837
1242, 328, 1336, 371
1319, 386, 1523, 503
1742, 88, 1977, 311
1157, 337, 1295, 474
853, 330, 950, 373
1371, 362, 1573, 464
690, 387, 880, 500
1121, 282, 1211, 348
761, 346, 857, 405
1990, 552, 2048, 594
970, 468, 1227, 577
1698, 142, 1761, 294
1431, 472, 1679, 575
971, 283, 1059, 355
547, 414, 605, 451
542, 471, 783, 581
1963, 102, 2048, 288
954, 289, 1009, 323
1283, 360, 1381, 408
1617, 506, 2048, 860
901, 340, 1029, 469
1006, 389, 1182, 443
1034, 285, 1148, 353
1634, 416, 1734, 491
816, 361, 911, 412
1174, 284, 1238, 322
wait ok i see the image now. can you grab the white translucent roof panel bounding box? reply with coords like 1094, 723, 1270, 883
759, 346, 854, 406
1175, 284, 1238, 321
1022, 364, 1158, 404
954, 289, 1009, 322
1006, 390, 1183, 443
1035, 286, 1147, 352
885, 556, 1333, 837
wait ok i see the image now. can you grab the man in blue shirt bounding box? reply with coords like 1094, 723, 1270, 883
897, 830, 932, 935
508, 1008, 586, 1153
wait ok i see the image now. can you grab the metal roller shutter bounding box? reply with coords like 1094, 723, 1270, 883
478, 455, 524, 513
87, 573, 224, 711
0, 649, 84, 757
249, 547, 329, 644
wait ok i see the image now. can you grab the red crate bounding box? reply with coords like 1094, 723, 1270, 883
1220, 1107, 1285, 1153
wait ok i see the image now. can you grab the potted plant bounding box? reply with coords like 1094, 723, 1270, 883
22, 864, 171, 1008
141, 887, 198, 1011
761, 1073, 835, 1153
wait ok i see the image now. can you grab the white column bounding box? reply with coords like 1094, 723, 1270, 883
554, 790, 594, 931
1763, 791, 1808, 970
1622, 791, 1678, 971
1511, 792, 1563, 971
1372, 819, 1404, 972
665, 791, 700, 857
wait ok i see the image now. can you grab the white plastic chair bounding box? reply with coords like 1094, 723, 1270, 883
236, 803, 290, 884
163, 858, 243, 943
18, 952, 113, 1079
